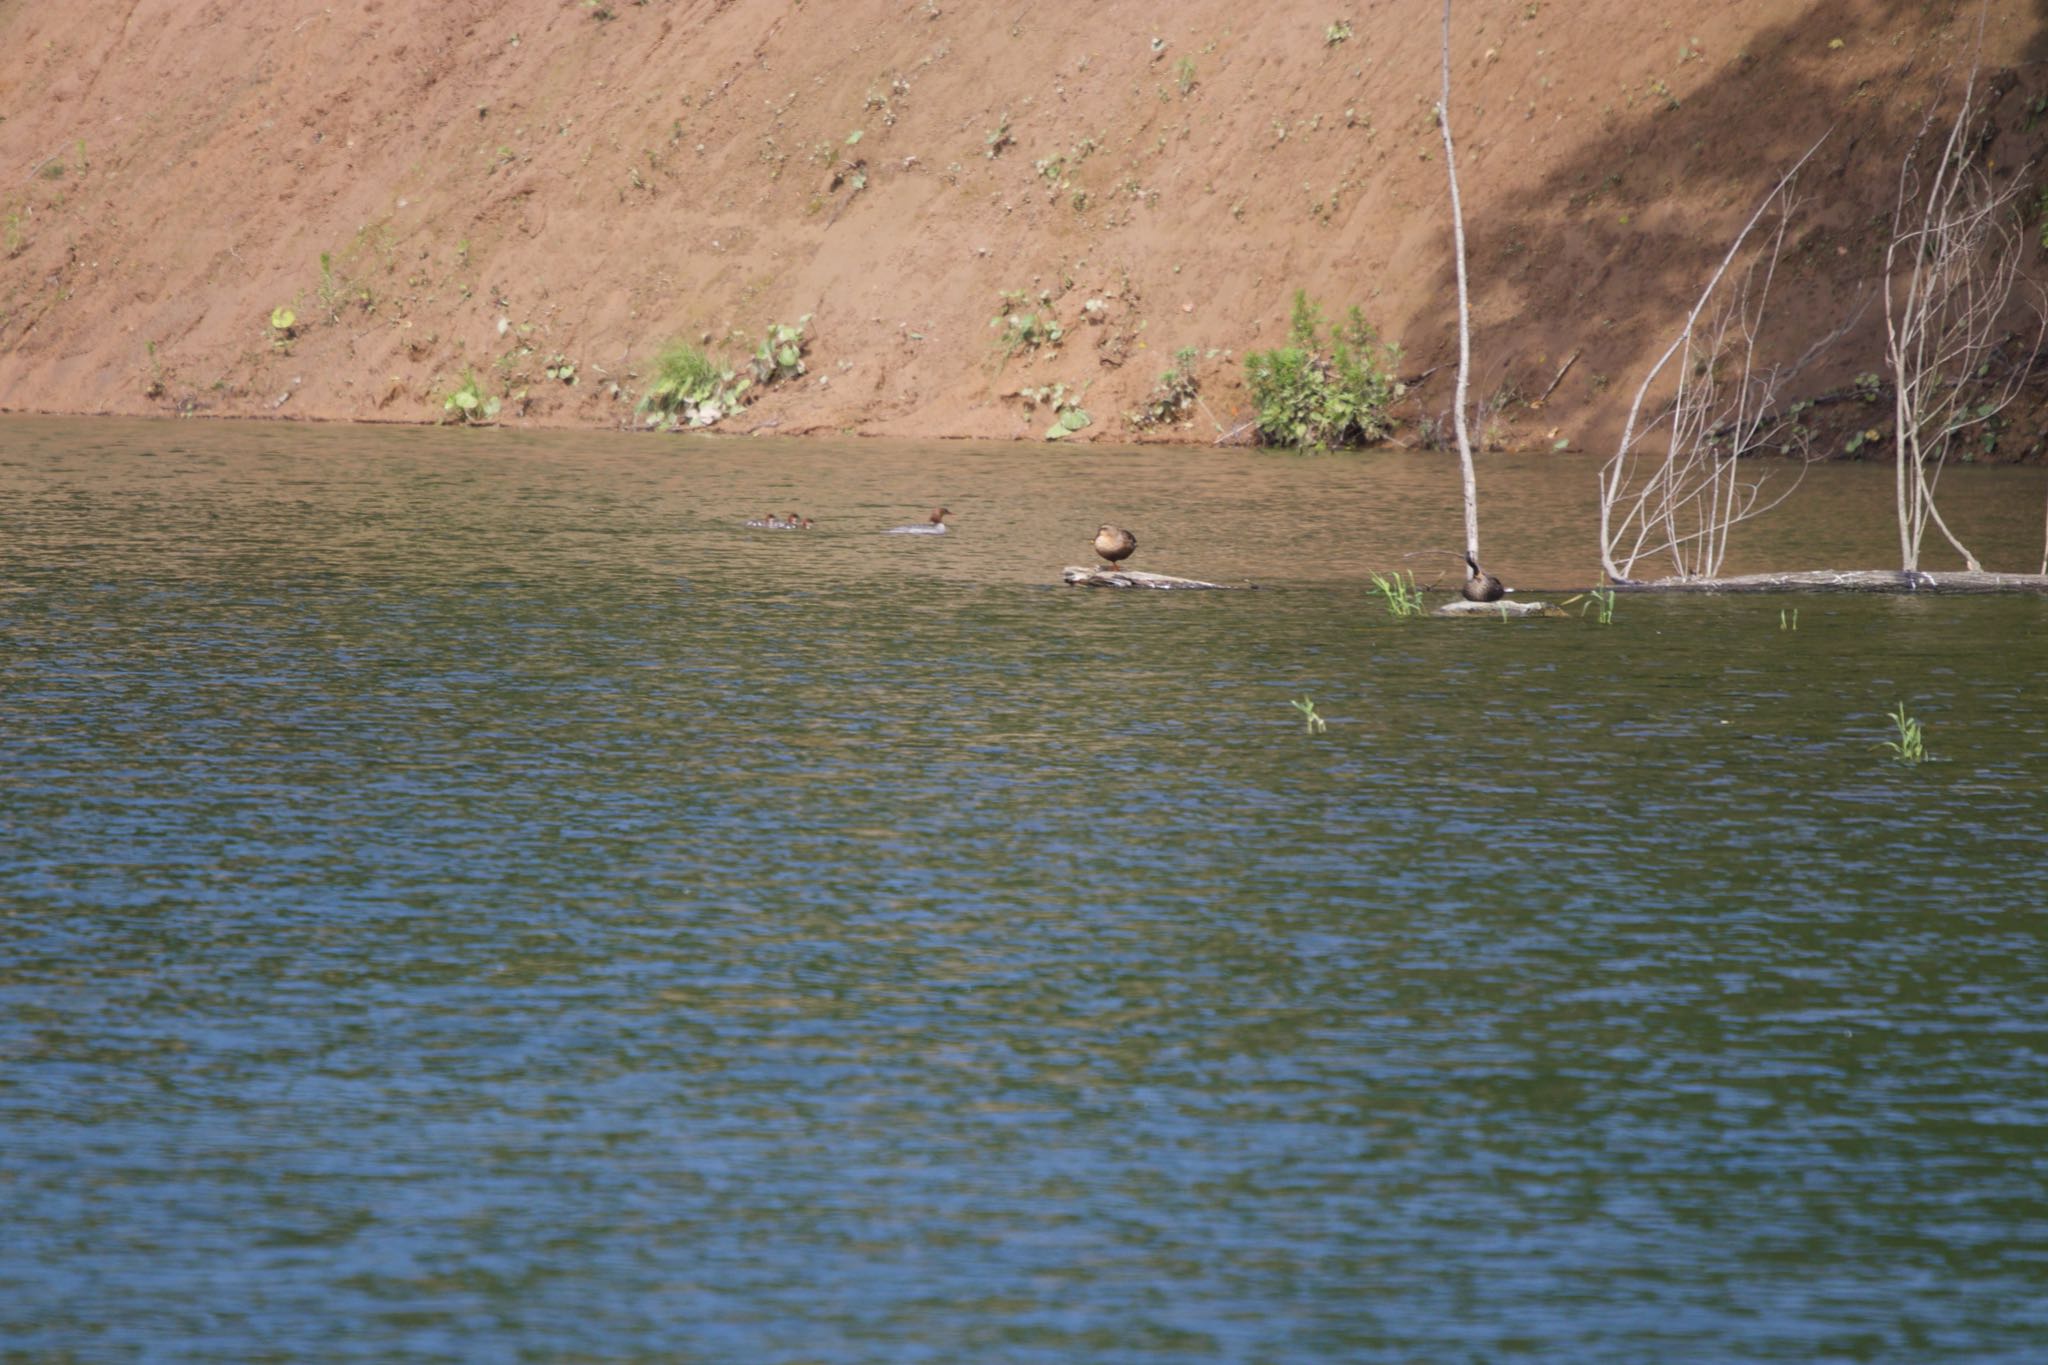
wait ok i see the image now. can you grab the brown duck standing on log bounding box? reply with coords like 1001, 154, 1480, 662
1462, 552, 1505, 602
1094, 524, 1138, 572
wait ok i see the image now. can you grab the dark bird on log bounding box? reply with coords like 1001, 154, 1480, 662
1462, 552, 1504, 602
1094, 524, 1138, 570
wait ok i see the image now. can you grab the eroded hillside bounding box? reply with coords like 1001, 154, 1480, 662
2, 0, 2044, 453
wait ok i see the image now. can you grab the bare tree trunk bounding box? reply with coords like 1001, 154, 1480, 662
1438, 0, 1479, 566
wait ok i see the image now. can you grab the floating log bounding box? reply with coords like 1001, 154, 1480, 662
1062, 566, 1250, 590
1609, 570, 2048, 595
1432, 599, 1568, 618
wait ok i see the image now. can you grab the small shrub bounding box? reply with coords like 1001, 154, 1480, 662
748, 315, 811, 385
986, 114, 1013, 158
1016, 381, 1091, 440
1129, 347, 1201, 427
442, 369, 502, 424
990, 290, 1064, 355
1325, 19, 1353, 46
1244, 291, 1399, 450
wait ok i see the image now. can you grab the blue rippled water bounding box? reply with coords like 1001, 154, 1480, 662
4, 417, 2048, 1361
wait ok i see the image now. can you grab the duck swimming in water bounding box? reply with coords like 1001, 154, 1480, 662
745, 512, 780, 529
887, 507, 949, 534
1462, 552, 1505, 603
1093, 524, 1138, 571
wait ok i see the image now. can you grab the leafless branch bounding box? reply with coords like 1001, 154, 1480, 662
1885, 37, 2045, 573
1599, 133, 1832, 582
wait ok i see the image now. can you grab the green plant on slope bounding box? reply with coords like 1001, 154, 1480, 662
748, 315, 812, 385
638, 318, 811, 429
443, 369, 502, 424
1129, 347, 1201, 427
1245, 291, 1399, 450
1017, 381, 1091, 440
638, 341, 747, 426
990, 290, 1064, 355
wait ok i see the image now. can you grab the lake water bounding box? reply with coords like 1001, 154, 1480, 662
4, 415, 2048, 1361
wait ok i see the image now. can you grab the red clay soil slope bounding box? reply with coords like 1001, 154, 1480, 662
2, 0, 2044, 451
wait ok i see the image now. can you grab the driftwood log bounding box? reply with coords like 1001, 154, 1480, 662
1432, 599, 1568, 618
1062, 566, 1250, 590
1609, 570, 2048, 594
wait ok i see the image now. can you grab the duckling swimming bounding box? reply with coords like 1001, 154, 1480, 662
745, 512, 780, 529
1462, 552, 1505, 603
887, 507, 950, 534
1093, 524, 1138, 571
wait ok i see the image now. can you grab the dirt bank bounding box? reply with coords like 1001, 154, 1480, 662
3, 1, 2045, 453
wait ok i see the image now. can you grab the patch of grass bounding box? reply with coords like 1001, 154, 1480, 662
638, 341, 743, 425
638, 317, 811, 429
1369, 569, 1424, 617
1564, 587, 1616, 624
1879, 702, 1927, 765
985, 114, 1013, 159
1175, 56, 1197, 95
1244, 290, 1399, 450
1324, 19, 1353, 46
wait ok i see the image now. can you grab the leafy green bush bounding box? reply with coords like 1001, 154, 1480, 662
639, 341, 746, 426
639, 317, 812, 428
1244, 291, 1399, 450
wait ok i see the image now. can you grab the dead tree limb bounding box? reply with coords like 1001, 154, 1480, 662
1437, 0, 1481, 568
1600, 134, 1831, 583
1884, 37, 2044, 574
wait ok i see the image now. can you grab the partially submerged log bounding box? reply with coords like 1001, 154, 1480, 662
1610, 570, 2048, 594
1062, 566, 1250, 590
1432, 599, 1568, 618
